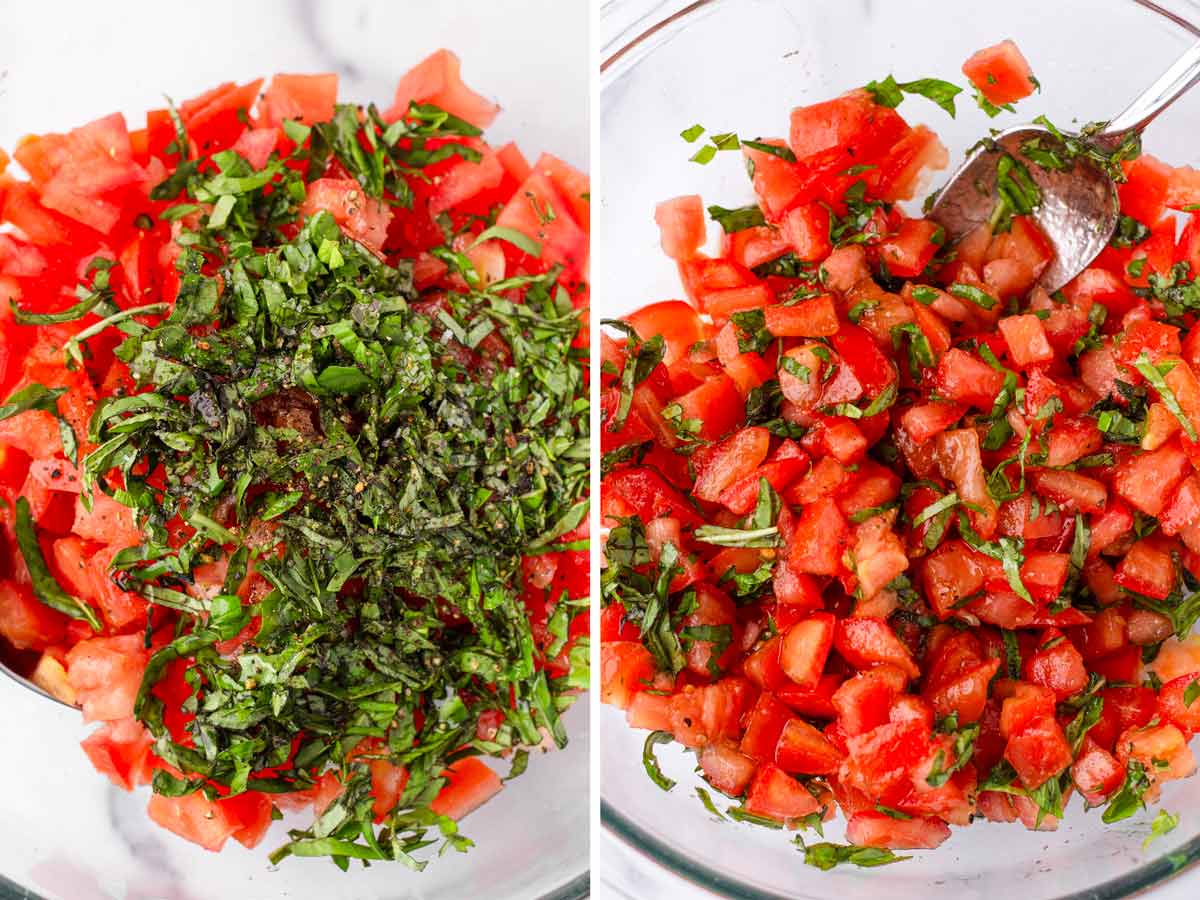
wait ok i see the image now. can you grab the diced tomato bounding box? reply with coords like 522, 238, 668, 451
693, 427, 771, 502
833, 666, 905, 736
878, 218, 942, 278
788, 92, 908, 176
386, 49, 498, 128
300, 178, 392, 254
257, 73, 337, 126
834, 617, 920, 680
699, 740, 758, 795
740, 691, 796, 762
625, 300, 705, 367
430, 758, 503, 820
788, 498, 848, 576
744, 762, 822, 822
1118, 155, 1173, 226
998, 314, 1054, 368
962, 40, 1037, 106
764, 295, 839, 338
79, 717, 155, 791
655, 195, 707, 261
780, 612, 836, 688
147, 792, 243, 853
600, 642, 656, 710
775, 718, 844, 775
846, 810, 951, 850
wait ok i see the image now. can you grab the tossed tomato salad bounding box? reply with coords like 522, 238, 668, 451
601, 38, 1200, 863
0, 51, 589, 865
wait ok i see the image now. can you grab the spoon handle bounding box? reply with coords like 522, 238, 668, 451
1098, 39, 1200, 143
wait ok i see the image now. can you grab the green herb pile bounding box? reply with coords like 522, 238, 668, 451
19, 99, 589, 869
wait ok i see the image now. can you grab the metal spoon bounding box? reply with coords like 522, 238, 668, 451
930, 40, 1200, 292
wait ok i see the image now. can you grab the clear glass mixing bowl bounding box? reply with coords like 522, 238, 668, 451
0, 2, 589, 898
598, 0, 1200, 897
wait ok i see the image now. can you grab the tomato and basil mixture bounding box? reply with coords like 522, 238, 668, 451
0, 50, 589, 866
601, 38, 1200, 864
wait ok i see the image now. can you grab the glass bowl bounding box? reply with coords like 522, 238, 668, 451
0, 2, 589, 898
598, 0, 1200, 897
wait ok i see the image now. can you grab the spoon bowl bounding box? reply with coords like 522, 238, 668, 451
929, 126, 1123, 292
929, 126, 1120, 292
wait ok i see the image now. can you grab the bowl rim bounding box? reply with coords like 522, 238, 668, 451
598, 0, 1200, 897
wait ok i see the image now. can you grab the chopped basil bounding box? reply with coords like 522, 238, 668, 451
14, 497, 102, 631
708, 204, 767, 234
1184, 677, 1200, 708
865, 75, 963, 117
642, 731, 676, 791
1135, 352, 1198, 442
742, 140, 797, 163
1102, 760, 1153, 824
727, 805, 785, 828
910, 285, 940, 305
696, 786, 726, 820
1064, 694, 1104, 756
948, 283, 998, 309
1111, 214, 1152, 249
972, 86, 1015, 118
1145, 809, 1180, 850
958, 513, 1032, 603
798, 836, 910, 870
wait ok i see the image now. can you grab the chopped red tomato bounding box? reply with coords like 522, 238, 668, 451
602, 39, 1200, 857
